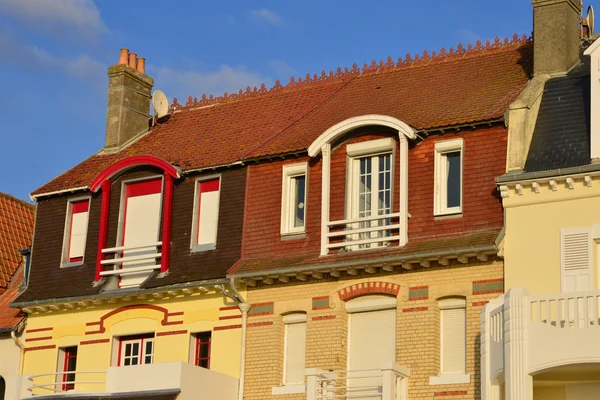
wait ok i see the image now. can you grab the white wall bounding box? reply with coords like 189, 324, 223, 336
0, 333, 21, 378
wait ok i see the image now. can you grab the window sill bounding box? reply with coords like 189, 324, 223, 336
191, 243, 216, 253
434, 212, 463, 221
280, 232, 306, 240
62, 261, 84, 268
272, 384, 306, 395
429, 374, 470, 385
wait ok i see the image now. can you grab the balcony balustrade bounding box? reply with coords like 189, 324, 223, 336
99, 241, 162, 281
325, 213, 401, 253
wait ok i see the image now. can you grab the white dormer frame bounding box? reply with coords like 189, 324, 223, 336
308, 115, 417, 256
584, 40, 600, 160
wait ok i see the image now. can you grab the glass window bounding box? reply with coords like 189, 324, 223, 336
434, 139, 464, 216
62, 199, 90, 266
60, 346, 78, 391
194, 332, 212, 369
281, 163, 308, 235
119, 335, 154, 366
192, 176, 221, 251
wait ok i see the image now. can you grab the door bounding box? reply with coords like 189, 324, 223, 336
348, 305, 396, 398
120, 179, 163, 288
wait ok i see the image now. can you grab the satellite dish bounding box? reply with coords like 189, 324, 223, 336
152, 90, 169, 118
587, 5, 595, 36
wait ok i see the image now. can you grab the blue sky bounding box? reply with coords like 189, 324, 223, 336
0, 0, 596, 201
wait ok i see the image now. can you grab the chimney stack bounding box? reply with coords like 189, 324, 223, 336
532, 0, 583, 75
104, 48, 154, 152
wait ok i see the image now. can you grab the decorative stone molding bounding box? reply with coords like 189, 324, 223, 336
337, 281, 401, 302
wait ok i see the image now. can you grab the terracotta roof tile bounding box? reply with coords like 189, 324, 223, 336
230, 229, 501, 276
32, 36, 532, 196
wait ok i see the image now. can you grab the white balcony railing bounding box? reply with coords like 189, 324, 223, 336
28, 371, 107, 395
325, 213, 401, 253
481, 288, 600, 399
100, 241, 162, 278
306, 363, 409, 400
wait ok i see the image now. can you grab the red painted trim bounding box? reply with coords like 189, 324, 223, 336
248, 311, 273, 317
251, 302, 274, 307
194, 332, 211, 369
219, 306, 239, 311
161, 174, 174, 273
219, 315, 242, 320
248, 321, 274, 328
25, 336, 52, 342
62, 346, 77, 391
312, 315, 336, 321
409, 286, 428, 290
71, 201, 89, 213
312, 306, 330, 311
473, 278, 504, 284
80, 339, 110, 345
26, 327, 53, 333
163, 320, 184, 326
156, 330, 188, 337
409, 296, 428, 301
167, 311, 184, 317
24, 345, 56, 352
95, 181, 111, 281
90, 155, 179, 193
312, 295, 329, 300
214, 324, 242, 331
86, 304, 175, 334
473, 289, 504, 295
402, 306, 429, 312
86, 321, 101, 326
126, 179, 163, 197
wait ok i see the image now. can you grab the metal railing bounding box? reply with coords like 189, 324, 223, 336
28, 371, 107, 395
307, 364, 409, 400
100, 241, 162, 277
326, 213, 401, 253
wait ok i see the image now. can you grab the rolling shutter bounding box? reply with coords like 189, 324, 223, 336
284, 314, 307, 384
68, 200, 90, 262
440, 299, 466, 374
560, 228, 593, 293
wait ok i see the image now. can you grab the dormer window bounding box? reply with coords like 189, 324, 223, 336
191, 176, 221, 251
281, 163, 308, 236
62, 198, 90, 267
434, 139, 463, 216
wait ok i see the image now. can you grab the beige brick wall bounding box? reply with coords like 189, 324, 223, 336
243, 259, 503, 400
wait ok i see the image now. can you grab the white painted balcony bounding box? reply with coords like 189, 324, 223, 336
306, 363, 409, 400
100, 241, 162, 287
481, 288, 600, 399
6, 362, 238, 400
325, 213, 401, 253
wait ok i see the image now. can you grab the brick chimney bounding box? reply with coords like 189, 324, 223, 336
532, 0, 583, 75
104, 48, 154, 151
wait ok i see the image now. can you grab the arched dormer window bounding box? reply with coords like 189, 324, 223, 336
90, 156, 180, 287
308, 115, 416, 256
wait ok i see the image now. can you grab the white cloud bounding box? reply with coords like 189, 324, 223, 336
0, 0, 106, 39
0, 32, 105, 78
268, 60, 296, 78
153, 64, 272, 102
249, 9, 285, 27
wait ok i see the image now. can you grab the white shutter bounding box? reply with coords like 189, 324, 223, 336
561, 228, 593, 293
441, 305, 466, 374
284, 316, 306, 384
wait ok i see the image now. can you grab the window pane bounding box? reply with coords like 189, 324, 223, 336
446, 152, 461, 208
125, 344, 132, 357
131, 343, 139, 357
293, 176, 306, 228
359, 158, 372, 218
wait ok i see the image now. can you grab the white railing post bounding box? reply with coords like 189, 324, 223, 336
481, 297, 503, 400
504, 288, 532, 400
320, 144, 331, 256
381, 366, 395, 400
306, 368, 323, 400
381, 363, 409, 400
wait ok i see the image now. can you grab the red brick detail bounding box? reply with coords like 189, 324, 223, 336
26, 327, 53, 333
337, 281, 400, 302
86, 321, 101, 326
162, 320, 184, 326
85, 304, 182, 334
251, 302, 274, 307
312, 296, 329, 300
409, 286, 428, 290
214, 324, 242, 331
219, 315, 243, 320
248, 311, 274, 317
219, 306, 239, 311
312, 315, 336, 321
156, 330, 188, 337
25, 336, 52, 342
312, 306, 331, 311
80, 339, 110, 346
409, 296, 428, 301
402, 307, 428, 313
434, 391, 468, 397
167, 311, 184, 317
24, 345, 56, 352
472, 278, 504, 284
249, 321, 274, 328
472, 301, 490, 307
472, 289, 504, 295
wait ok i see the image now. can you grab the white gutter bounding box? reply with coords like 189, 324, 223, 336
228, 277, 251, 400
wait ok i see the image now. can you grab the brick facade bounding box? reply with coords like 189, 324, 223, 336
243, 260, 503, 400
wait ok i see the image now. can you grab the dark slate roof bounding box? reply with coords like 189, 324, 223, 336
523, 59, 591, 173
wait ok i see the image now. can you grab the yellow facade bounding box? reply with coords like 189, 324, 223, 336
502, 175, 600, 294
21, 289, 244, 395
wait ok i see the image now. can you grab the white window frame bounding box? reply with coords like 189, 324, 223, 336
430, 297, 469, 385
283, 313, 307, 386
118, 335, 155, 367
281, 164, 308, 236
60, 196, 91, 268
190, 174, 222, 251
433, 138, 464, 216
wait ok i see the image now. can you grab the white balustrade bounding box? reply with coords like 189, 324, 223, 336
100, 241, 162, 277
325, 213, 401, 252
28, 370, 107, 395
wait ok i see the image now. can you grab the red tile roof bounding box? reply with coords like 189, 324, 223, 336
0, 192, 34, 329
32, 35, 532, 197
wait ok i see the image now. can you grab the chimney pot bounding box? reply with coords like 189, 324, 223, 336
128, 52, 137, 70
118, 48, 129, 65
136, 57, 146, 74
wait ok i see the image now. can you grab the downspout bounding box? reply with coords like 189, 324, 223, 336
227, 277, 251, 400
11, 322, 25, 374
